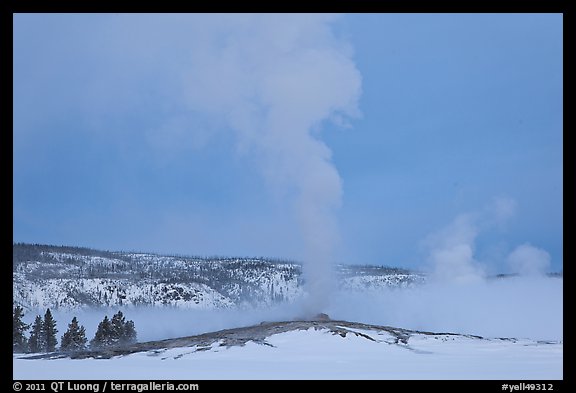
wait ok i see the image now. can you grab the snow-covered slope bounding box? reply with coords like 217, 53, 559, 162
13, 244, 423, 311
13, 276, 235, 310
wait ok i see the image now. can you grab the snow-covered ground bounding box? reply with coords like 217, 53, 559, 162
13, 245, 563, 380
13, 327, 562, 380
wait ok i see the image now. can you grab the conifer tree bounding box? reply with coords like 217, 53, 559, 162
90, 316, 113, 349
110, 310, 138, 346
110, 310, 126, 346
122, 320, 137, 345
60, 317, 87, 352
28, 315, 44, 353
43, 308, 58, 352
13, 306, 29, 353
90, 311, 138, 349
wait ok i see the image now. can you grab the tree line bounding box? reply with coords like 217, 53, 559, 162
13, 306, 137, 353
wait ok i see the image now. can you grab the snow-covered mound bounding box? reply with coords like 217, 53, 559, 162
13, 318, 562, 380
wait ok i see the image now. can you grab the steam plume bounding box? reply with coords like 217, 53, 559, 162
507, 243, 551, 276
183, 14, 362, 313
424, 197, 517, 283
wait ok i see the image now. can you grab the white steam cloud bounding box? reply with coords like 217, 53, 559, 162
423, 197, 550, 283
328, 276, 562, 341
182, 14, 362, 314
423, 198, 517, 283
424, 212, 485, 283
424, 197, 554, 282
325, 197, 561, 341
507, 243, 551, 276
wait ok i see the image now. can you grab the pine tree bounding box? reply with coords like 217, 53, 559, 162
60, 317, 87, 352
43, 308, 58, 352
90, 312, 137, 350
122, 320, 137, 345
110, 311, 126, 346
90, 316, 113, 349
28, 315, 44, 353
110, 310, 137, 346
13, 306, 29, 353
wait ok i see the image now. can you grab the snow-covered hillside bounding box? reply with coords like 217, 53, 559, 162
13, 244, 423, 311
13, 276, 235, 310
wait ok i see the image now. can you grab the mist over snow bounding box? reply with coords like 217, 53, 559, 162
328, 276, 562, 342
28, 274, 562, 345
26, 304, 307, 344
322, 198, 562, 342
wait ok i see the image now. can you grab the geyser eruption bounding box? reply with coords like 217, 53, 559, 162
183, 14, 362, 314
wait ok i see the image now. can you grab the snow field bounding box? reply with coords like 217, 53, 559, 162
13, 328, 562, 380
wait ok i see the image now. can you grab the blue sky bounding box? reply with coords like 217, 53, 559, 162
13, 13, 563, 274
